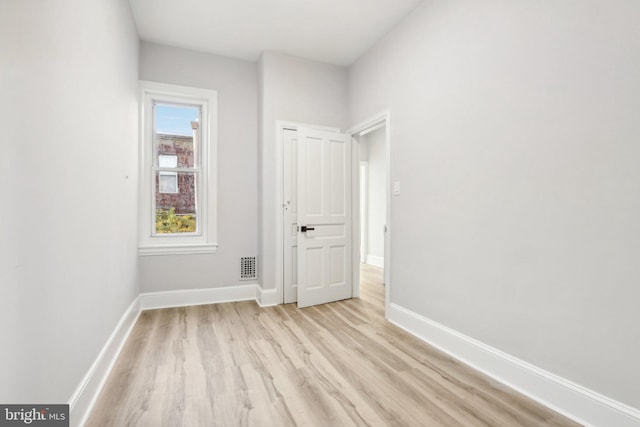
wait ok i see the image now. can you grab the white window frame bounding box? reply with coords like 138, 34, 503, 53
138, 81, 218, 256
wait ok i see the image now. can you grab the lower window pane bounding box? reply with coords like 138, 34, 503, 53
155, 172, 197, 234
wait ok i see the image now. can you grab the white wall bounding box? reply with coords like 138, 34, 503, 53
138, 42, 258, 292
360, 127, 386, 263
349, 0, 640, 410
0, 0, 139, 403
259, 52, 348, 289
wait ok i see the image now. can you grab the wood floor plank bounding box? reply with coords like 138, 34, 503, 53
86, 265, 581, 427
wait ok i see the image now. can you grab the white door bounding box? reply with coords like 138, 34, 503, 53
283, 129, 298, 303
296, 128, 352, 308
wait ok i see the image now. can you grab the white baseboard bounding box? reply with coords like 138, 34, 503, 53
256, 286, 279, 307
69, 297, 141, 427
387, 303, 640, 427
139, 284, 258, 310
365, 254, 384, 268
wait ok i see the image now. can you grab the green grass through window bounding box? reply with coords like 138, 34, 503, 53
156, 208, 196, 233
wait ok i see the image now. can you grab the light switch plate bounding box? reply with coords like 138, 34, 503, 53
393, 181, 401, 195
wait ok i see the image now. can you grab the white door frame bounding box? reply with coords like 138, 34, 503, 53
275, 121, 341, 304
275, 113, 391, 309
347, 110, 391, 315
359, 161, 369, 264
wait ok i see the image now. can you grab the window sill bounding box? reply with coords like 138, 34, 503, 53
138, 243, 219, 256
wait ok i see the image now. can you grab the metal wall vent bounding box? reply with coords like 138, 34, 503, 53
240, 256, 257, 281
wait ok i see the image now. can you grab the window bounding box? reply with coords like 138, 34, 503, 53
158, 155, 178, 194
158, 172, 178, 194
138, 81, 218, 255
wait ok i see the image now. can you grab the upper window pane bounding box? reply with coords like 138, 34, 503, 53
154, 103, 200, 168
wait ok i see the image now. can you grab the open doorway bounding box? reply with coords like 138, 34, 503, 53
358, 125, 386, 272
277, 122, 354, 308
348, 111, 391, 315
357, 126, 386, 310
275, 113, 390, 313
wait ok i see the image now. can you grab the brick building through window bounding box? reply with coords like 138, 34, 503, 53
155, 132, 196, 215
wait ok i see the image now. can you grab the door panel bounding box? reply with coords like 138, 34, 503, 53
297, 128, 352, 308
330, 140, 347, 215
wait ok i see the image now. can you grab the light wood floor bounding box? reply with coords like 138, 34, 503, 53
87, 265, 580, 426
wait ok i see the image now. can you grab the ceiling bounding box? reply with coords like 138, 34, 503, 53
129, 0, 423, 66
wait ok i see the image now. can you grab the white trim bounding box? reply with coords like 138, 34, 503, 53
358, 121, 385, 137
365, 254, 384, 268
139, 284, 258, 310
138, 243, 219, 256
69, 297, 141, 427
348, 111, 390, 136
359, 161, 369, 264
388, 303, 640, 427
277, 120, 341, 133
275, 121, 341, 305
348, 110, 391, 313
256, 286, 279, 307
